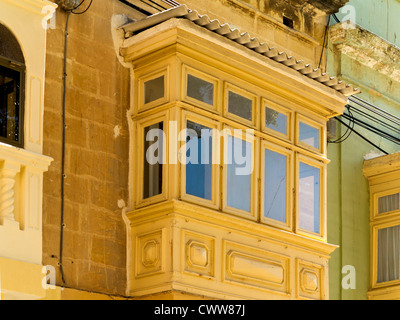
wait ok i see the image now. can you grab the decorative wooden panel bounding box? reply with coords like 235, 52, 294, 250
296, 259, 324, 300
135, 229, 165, 278
224, 241, 290, 295
183, 230, 215, 278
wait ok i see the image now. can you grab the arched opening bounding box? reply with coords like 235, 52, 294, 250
0, 23, 25, 147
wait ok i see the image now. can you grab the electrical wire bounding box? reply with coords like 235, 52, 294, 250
332, 13, 341, 23
341, 112, 400, 145
328, 107, 354, 144
335, 116, 389, 154
72, 0, 86, 10
350, 96, 400, 126
330, 94, 400, 155
347, 97, 400, 145
139, 0, 166, 11
59, 0, 93, 286
147, 0, 167, 10
137, 0, 161, 11
328, 107, 354, 143
161, 0, 180, 7
318, 15, 331, 69
348, 105, 400, 138
118, 0, 152, 15
71, 0, 93, 14
59, 10, 71, 285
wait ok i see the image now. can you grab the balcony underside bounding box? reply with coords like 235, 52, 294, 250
126, 200, 337, 300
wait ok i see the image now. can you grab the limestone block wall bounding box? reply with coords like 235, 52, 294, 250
42, 0, 139, 296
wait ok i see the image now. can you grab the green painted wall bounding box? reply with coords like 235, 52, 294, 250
327, 0, 400, 300
327, 85, 400, 299
327, 129, 371, 300
336, 0, 400, 48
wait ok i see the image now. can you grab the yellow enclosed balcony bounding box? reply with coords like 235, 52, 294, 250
119, 6, 354, 300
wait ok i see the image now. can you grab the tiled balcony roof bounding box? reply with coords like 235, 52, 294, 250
120, 4, 360, 97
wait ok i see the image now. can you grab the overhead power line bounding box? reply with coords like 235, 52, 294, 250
330, 96, 400, 155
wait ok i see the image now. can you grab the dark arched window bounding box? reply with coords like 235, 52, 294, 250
0, 23, 25, 147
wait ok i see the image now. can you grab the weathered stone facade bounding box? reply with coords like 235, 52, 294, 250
178, 0, 337, 70
42, 0, 136, 296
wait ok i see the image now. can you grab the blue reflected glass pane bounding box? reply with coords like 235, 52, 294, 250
299, 122, 319, 149
226, 136, 251, 212
299, 162, 320, 233
264, 149, 287, 223
265, 107, 287, 135
186, 121, 212, 200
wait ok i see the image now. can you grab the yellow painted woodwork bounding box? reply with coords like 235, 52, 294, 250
180, 110, 221, 210
260, 140, 293, 231
126, 200, 337, 299
122, 17, 347, 299
0, 257, 45, 300
364, 152, 400, 300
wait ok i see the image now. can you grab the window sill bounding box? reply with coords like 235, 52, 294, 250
0, 142, 52, 170
368, 284, 400, 300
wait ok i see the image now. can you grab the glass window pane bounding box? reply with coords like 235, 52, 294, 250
264, 149, 287, 223
265, 107, 287, 135
226, 135, 251, 212
186, 120, 213, 200
299, 122, 319, 149
378, 193, 400, 214
0, 65, 20, 143
187, 74, 214, 106
377, 225, 399, 283
228, 91, 252, 121
144, 76, 164, 104
299, 162, 320, 233
143, 122, 163, 199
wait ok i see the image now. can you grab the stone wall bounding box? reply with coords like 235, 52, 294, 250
163, 0, 338, 68
42, 0, 138, 296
